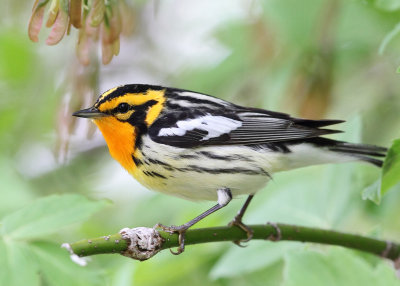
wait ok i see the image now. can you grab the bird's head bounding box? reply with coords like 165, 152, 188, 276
73, 84, 166, 128
73, 84, 166, 171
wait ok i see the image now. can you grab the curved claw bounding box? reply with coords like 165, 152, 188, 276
228, 217, 254, 246
266, 222, 282, 241
155, 223, 188, 255
233, 240, 248, 247
170, 232, 185, 255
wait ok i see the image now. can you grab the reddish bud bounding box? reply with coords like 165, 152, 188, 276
28, 0, 49, 42
46, 8, 69, 45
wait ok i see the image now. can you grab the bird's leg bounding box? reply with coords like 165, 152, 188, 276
228, 194, 254, 246
156, 187, 232, 255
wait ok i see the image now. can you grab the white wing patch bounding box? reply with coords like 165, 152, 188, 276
158, 114, 242, 140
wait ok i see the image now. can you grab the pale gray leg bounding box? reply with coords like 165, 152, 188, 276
156, 188, 232, 255
228, 194, 255, 246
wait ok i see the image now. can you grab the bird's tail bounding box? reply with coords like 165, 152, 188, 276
309, 137, 387, 167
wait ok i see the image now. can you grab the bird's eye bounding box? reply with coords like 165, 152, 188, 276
116, 103, 129, 113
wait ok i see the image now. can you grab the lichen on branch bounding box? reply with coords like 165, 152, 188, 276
63, 223, 400, 264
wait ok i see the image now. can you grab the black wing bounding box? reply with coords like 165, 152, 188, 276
148, 109, 344, 148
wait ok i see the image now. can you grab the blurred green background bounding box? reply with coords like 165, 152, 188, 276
1, 0, 400, 285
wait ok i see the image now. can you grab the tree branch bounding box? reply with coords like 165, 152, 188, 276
62, 223, 400, 263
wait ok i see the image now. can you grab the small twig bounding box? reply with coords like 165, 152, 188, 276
63, 223, 400, 262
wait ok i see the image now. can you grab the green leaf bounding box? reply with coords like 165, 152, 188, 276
1, 194, 110, 240
0, 240, 40, 286
110, 260, 136, 286
378, 22, 400, 55
0, 159, 35, 217
135, 244, 220, 285
373, 262, 400, 286
362, 179, 381, 204
0, 31, 35, 83
380, 139, 400, 196
283, 248, 400, 286
31, 241, 104, 286
210, 241, 297, 279
248, 168, 332, 227
374, 0, 400, 11
217, 261, 285, 286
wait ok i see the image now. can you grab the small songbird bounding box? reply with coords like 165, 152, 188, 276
73, 84, 386, 254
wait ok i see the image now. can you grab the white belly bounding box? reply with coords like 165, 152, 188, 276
132, 136, 354, 201
133, 136, 279, 201
159, 169, 269, 201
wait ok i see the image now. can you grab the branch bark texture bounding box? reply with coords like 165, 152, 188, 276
65, 223, 400, 263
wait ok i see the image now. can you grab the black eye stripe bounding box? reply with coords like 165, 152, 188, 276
111, 100, 159, 123
114, 100, 158, 113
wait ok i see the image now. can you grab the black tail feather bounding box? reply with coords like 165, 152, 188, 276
294, 119, 345, 128
306, 137, 387, 167
329, 143, 387, 167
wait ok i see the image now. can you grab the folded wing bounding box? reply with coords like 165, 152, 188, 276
148, 110, 343, 148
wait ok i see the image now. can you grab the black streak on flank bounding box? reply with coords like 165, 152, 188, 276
151, 172, 168, 179
132, 155, 143, 166
183, 165, 267, 176
142, 157, 175, 171
198, 151, 231, 161
247, 143, 291, 153
198, 151, 252, 162
147, 158, 173, 168
179, 154, 199, 159
143, 171, 153, 177
143, 171, 167, 179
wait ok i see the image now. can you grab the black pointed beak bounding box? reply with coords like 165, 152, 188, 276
72, 107, 107, 119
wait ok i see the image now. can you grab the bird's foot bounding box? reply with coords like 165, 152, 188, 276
228, 215, 254, 247
266, 222, 282, 241
154, 223, 188, 255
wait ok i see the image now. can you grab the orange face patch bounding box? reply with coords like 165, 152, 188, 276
93, 116, 137, 173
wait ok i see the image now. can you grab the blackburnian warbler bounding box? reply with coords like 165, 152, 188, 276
73, 84, 386, 254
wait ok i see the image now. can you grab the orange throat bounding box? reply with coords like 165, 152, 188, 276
93, 117, 137, 173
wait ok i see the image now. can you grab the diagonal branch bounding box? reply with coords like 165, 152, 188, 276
62, 223, 400, 263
